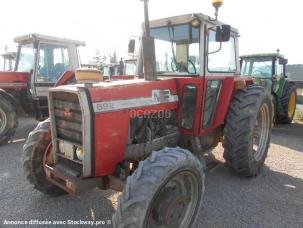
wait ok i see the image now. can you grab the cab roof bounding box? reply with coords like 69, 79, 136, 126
241, 53, 284, 59
14, 33, 86, 46
149, 13, 239, 34
0, 52, 16, 59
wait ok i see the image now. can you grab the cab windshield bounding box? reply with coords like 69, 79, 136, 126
17, 43, 35, 72
241, 58, 273, 78
150, 23, 200, 76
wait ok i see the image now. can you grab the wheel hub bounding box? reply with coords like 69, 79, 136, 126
152, 187, 188, 227
253, 103, 270, 161
164, 195, 187, 226
288, 91, 296, 118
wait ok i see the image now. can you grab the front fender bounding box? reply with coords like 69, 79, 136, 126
55, 70, 76, 87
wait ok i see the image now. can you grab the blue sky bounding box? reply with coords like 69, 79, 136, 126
0, 0, 302, 64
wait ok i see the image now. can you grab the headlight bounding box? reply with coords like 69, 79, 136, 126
58, 141, 74, 160
59, 141, 65, 154
75, 147, 84, 161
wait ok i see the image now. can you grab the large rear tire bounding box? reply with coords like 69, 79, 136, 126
223, 85, 273, 177
112, 148, 204, 228
276, 82, 297, 124
0, 95, 17, 145
23, 119, 65, 196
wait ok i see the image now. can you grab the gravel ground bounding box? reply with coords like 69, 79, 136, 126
0, 111, 303, 227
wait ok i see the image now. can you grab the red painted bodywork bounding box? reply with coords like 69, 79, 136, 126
55, 70, 75, 86
90, 79, 178, 175
111, 75, 135, 80
0, 71, 29, 89
87, 76, 253, 176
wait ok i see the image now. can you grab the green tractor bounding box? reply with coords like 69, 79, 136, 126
241, 53, 297, 124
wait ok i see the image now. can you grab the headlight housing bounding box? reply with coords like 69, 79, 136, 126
75, 147, 84, 161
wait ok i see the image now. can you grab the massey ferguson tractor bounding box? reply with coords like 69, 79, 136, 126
0, 34, 85, 145
23, 0, 273, 227
241, 53, 297, 124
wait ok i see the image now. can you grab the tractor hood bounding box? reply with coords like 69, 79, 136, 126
48, 78, 179, 176
0, 71, 29, 89
49, 78, 179, 114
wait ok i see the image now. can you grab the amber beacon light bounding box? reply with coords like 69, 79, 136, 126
212, 0, 223, 19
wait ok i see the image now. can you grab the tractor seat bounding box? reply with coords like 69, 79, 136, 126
54, 63, 66, 76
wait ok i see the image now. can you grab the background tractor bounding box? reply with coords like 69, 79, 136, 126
0, 34, 85, 145
241, 53, 297, 124
103, 58, 137, 80
23, 0, 273, 227
1, 51, 16, 71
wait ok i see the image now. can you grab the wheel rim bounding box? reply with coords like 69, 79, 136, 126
288, 91, 296, 118
146, 171, 199, 228
43, 143, 54, 171
0, 107, 7, 134
253, 103, 270, 161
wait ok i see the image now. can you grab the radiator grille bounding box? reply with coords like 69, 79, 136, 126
52, 92, 82, 145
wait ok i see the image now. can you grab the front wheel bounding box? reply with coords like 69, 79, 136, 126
112, 148, 204, 228
23, 119, 65, 196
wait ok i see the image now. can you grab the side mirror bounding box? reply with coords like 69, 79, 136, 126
279, 58, 288, 65
128, 39, 136, 54
215, 25, 231, 42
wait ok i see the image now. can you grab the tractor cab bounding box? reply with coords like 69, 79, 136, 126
14, 34, 85, 97
240, 53, 288, 92
0, 34, 85, 139
241, 53, 297, 123
129, 13, 240, 80
124, 58, 137, 75
103, 58, 137, 80
1, 52, 16, 71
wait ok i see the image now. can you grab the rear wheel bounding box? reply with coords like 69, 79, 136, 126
223, 85, 273, 177
23, 119, 65, 196
0, 95, 17, 145
277, 82, 297, 124
112, 148, 204, 228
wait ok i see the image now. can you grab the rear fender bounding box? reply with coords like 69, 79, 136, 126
0, 71, 29, 89
275, 78, 287, 99
0, 89, 23, 114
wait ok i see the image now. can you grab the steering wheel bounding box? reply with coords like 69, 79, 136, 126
188, 59, 196, 75
252, 69, 263, 75
171, 59, 197, 75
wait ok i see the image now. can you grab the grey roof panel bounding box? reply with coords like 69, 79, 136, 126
14, 33, 85, 46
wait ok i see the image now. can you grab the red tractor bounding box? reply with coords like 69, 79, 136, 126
23, 0, 273, 227
0, 34, 85, 145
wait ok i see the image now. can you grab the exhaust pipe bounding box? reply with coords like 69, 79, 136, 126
141, 0, 156, 81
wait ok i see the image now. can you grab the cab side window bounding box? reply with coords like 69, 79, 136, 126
37, 44, 70, 82
276, 60, 283, 77
207, 29, 236, 73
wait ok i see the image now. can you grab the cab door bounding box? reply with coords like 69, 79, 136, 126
200, 27, 239, 134
273, 58, 284, 93
177, 77, 205, 136
34, 43, 70, 97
